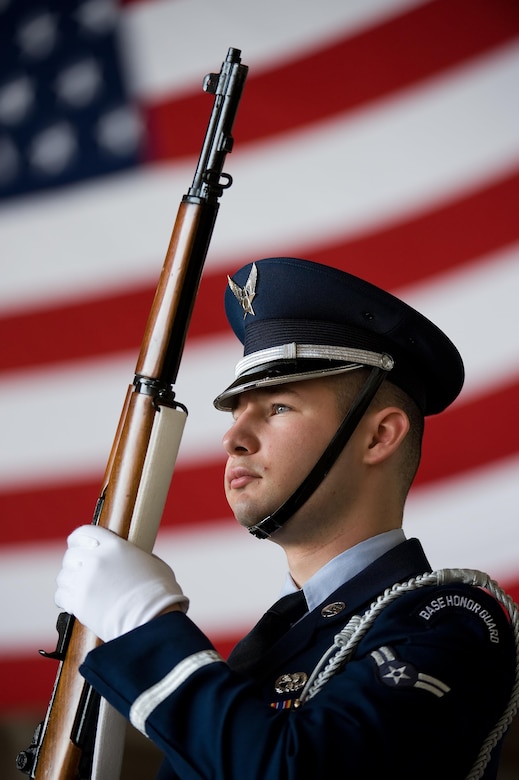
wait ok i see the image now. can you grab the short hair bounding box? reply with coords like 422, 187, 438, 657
328, 369, 424, 502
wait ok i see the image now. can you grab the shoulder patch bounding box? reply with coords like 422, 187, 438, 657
413, 588, 501, 644
370, 646, 450, 697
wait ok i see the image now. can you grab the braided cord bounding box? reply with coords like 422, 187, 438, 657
298, 568, 519, 780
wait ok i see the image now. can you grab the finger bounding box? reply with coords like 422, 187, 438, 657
61, 546, 86, 571
67, 525, 106, 549
56, 562, 80, 588
54, 582, 72, 610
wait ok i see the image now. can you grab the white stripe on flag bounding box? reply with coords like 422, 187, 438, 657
1, 42, 519, 311
123, 0, 430, 97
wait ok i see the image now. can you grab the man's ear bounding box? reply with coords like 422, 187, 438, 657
364, 407, 410, 465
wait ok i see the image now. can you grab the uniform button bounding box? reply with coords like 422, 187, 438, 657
321, 601, 346, 618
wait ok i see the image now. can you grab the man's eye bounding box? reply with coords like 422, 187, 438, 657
272, 403, 290, 415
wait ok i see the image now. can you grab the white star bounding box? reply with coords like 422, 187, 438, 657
0, 76, 35, 125
29, 121, 77, 176
383, 664, 411, 685
75, 0, 118, 36
17, 10, 59, 61
55, 58, 103, 109
96, 106, 143, 157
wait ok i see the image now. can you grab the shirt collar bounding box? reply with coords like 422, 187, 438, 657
281, 529, 406, 611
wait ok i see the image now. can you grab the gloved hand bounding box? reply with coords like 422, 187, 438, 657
55, 524, 189, 642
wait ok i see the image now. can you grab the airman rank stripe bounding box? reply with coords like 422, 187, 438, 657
370, 645, 450, 698
130, 650, 222, 735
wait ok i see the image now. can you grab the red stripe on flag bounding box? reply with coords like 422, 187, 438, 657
143, 0, 519, 161
0, 653, 62, 712
2, 168, 519, 373
0, 456, 229, 546
307, 168, 519, 291
1, 379, 518, 546
416, 377, 519, 486
0, 285, 155, 374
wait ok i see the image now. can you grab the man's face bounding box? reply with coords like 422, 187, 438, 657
222, 378, 353, 536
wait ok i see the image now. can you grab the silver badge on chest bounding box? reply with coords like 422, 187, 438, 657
274, 671, 308, 694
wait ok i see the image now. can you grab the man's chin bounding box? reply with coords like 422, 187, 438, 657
232, 506, 271, 531
235, 514, 262, 531
229, 494, 291, 533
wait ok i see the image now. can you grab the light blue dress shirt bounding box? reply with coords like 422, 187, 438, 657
281, 528, 406, 611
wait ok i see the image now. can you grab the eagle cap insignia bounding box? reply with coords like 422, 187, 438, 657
228, 262, 258, 317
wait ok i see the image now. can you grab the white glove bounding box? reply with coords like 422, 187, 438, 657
55, 524, 189, 642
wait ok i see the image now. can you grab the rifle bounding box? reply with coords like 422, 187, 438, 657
16, 47, 248, 780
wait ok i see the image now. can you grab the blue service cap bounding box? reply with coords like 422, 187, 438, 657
213, 257, 464, 415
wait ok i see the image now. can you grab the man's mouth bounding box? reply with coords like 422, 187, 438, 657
227, 466, 260, 490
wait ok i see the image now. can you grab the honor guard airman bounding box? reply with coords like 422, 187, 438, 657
56, 257, 518, 779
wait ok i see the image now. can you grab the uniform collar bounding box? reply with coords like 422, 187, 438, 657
281, 529, 406, 611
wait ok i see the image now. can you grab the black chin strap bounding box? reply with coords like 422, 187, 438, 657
248, 366, 389, 539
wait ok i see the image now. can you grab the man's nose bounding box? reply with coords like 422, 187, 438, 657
222, 410, 259, 455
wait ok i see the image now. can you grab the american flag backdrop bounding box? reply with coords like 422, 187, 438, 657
1, 0, 519, 767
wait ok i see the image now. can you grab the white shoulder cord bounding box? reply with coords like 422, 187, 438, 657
298, 568, 519, 780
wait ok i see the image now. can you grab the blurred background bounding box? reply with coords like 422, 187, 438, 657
1, 0, 518, 776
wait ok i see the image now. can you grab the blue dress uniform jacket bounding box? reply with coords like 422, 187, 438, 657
80, 539, 516, 780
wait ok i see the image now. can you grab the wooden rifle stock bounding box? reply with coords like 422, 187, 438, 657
17, 47, 248, 780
